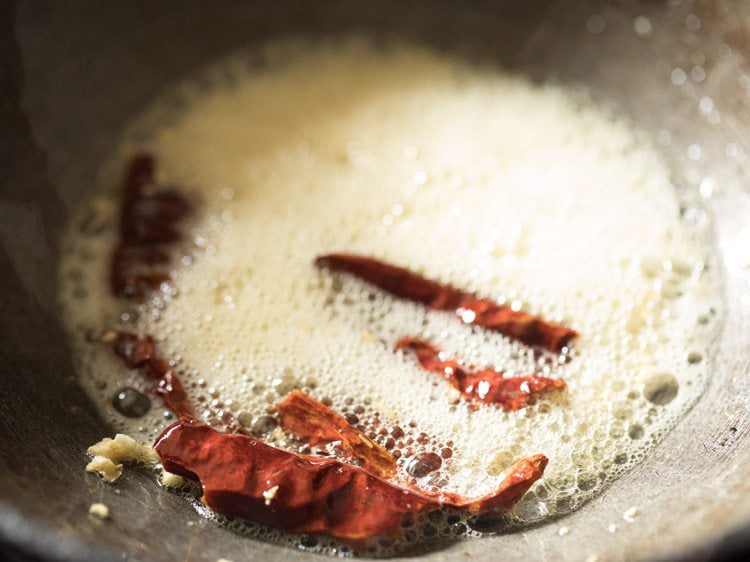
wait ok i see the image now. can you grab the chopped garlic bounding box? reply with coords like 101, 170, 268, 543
86, 455, 123, 483
88, 502, 110, 518
100, 330, 117, 343
88, 433, 159, 464
623, 506, 640, 522
161, 470, 187, 488
85, 434, 158, 483
263, 484, 280, 506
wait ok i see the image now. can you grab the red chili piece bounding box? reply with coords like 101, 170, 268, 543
111, 153, 191, 299
111, 331, 193, 417
315, 254, 577, 353
154, 418, 547, 547
275, 390, 397, 479
255, 390, 546, 515
396, 337, 566, 411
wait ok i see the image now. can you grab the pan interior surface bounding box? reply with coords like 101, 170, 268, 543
2, 1, 750, 561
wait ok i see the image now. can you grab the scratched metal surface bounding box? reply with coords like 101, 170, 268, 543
1, 1, 749, 561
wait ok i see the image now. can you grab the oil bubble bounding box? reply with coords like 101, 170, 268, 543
112, 388, 151, 418
643, 374, 679, 406
405, 452, 442, 478
628, 424, 645, 440
251, 415, 278, 436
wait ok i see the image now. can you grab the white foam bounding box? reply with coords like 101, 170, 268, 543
59, 37, 722, 553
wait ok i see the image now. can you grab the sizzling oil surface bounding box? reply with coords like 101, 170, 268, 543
59, 39, 722, 555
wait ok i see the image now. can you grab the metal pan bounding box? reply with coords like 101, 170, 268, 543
2, 1, 749, 560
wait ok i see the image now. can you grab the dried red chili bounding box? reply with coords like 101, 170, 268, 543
275, 390, 398, 479
99, 155, 559, 548
315, 254, 577, 352
154, 418, 547, 547
109, 331, 193, 417
396, 336, 566, 411
111, 153, 191, 299
262, 390, 547, 517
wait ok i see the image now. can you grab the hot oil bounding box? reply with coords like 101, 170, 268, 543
58, 38, 723, 556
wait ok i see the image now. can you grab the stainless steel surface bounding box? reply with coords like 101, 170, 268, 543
1, 1, 749, 560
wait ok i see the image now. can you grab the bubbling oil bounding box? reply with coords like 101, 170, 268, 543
59, 38, 722, 555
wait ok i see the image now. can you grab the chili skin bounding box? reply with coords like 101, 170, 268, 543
315, 253, 577, 352
275, 389, 398, 479
274, 390, 549, 508
111, 331, 194, 418
154, 418, 547, 548
111, 153, 191, 299
396, 336, 566, 411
